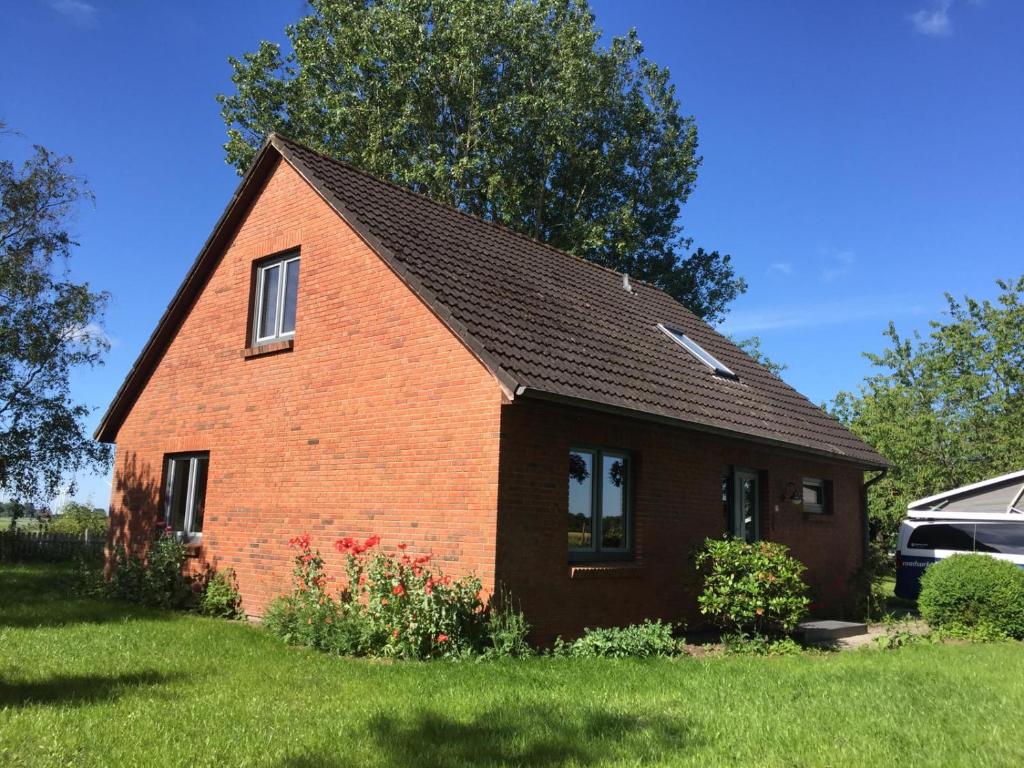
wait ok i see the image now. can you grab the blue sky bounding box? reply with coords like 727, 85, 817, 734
2, 0, 1022, 508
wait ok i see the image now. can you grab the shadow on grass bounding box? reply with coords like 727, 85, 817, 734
0, 563, 171, 629
0, 670, 185, 708
277, 705, 699, 767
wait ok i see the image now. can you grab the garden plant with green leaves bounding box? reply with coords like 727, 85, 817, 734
833, 276, 1024, 546
218, 0, 745, 321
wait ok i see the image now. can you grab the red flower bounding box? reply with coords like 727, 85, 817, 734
392, 584, 405, 597
364, 535, 380, 549
436, 633, 449, 643
392, 629, 399, 638
288, 533, 311, 550
424, 582, 433, 595
334, 536, 356, 554
397, 542, 407, 551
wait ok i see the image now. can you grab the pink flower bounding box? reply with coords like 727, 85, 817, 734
392, 584, 405, 597
436, 633, 449, 643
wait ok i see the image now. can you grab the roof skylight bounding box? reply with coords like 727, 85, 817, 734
657, 324, 737, 380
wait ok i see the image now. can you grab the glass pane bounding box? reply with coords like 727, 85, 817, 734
907, 524, 975, 551
973, 524, 1024, 556
189, 457, 209, 533
802, 482, 824, 506
281, 259, 299, 334
166, 459, 190, 531
601, 455, 627, 549
568, 451, 594, 550
257, 264, 280, 339
741, 477, 757, 542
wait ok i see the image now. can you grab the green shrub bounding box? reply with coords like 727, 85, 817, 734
107, 531, 197, 609
200, 568, 244, 619
695, 537, 810, 638
552, 620, 679, 658
918, 554, 1024, 640
265, 533, 490, 659
721, 633, 803, 656
47, 502, 109, 536
483, 587, 534, 658
336, 535, 487, 659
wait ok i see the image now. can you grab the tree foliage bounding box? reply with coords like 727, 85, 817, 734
217, 0, 745, 320
0, 125, 111, 501
48, 500, 108, 535
833, 277, 1024, 545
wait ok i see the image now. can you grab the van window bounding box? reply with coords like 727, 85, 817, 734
907, 523, 975, 552
972, 524, 1024, 556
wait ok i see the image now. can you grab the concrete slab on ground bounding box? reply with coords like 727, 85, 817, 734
798, 620, 868, 643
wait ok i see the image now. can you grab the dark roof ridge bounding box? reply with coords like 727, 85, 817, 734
268, 133, 669, 297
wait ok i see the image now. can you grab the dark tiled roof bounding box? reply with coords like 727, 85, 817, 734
276, 136, 885, 467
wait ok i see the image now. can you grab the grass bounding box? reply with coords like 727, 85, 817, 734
2, 564, 1024, 767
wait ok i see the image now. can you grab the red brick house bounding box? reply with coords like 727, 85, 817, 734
97, 135, 886, 641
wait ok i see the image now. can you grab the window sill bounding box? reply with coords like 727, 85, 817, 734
569, 563, 643, 580
241, 339, 294, 359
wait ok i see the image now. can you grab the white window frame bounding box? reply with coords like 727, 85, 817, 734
253, 253, 300, 345
802, 477, 827, 515
164, 453, 208, 541
657, 323, 737, 379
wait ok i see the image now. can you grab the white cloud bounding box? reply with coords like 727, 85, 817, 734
768, 262, 793, 276
820, 250, 855, 283
910, 0, 954, 37
48, 0, 98, 28
720, 296, 926, 335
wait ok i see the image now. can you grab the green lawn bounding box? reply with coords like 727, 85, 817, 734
2, 564, 1023, 767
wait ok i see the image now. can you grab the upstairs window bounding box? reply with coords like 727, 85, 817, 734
163, 453, 209, 540
657, 323, 737, 379
568, 448, 631, 559
253, 252, 300, 344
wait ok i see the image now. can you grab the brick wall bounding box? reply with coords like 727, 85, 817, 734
107, 157, 504, 615
495, 398, 867, 643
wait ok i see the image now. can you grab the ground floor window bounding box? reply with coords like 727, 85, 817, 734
163, 453, 209, 540
802, 477, 832, 515
568, 448, 631, 559
725, 468, 760, 542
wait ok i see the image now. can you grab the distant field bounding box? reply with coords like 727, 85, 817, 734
0, 517, 45, 532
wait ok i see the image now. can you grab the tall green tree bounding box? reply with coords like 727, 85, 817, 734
218, 0, 745, 321
0, 125, 111, 501
832, 277, 1024, 545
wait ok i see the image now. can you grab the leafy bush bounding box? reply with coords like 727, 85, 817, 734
552, 620, 679, 658
695, 537, 810, 638
918, 554, 1024, 640
107, 529, 197, 609
336, 535, 487, 659
721, 633, 803, 656
262, 536, 370, 654
483, 587, 533, 659
200, 568, 244, 619
47, 502, 109, 536
266, 533, 493, 659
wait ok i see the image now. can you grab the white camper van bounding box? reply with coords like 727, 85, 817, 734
895, 470, 1024, 600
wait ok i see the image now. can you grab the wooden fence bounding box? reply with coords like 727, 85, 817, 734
0, 529, 105, 562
